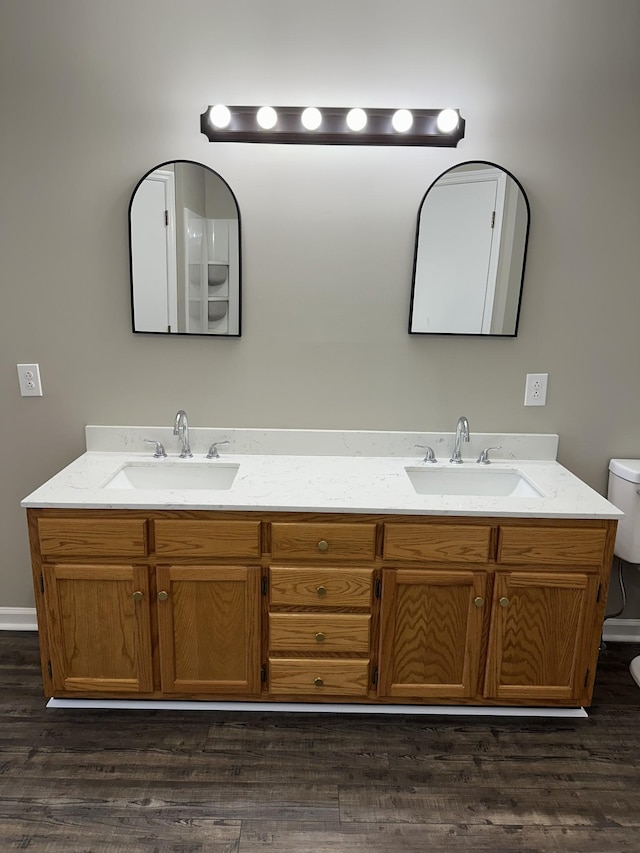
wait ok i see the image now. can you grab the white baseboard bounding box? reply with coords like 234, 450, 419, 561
0, 607, 38, 631
602, 618, 640, 643
47, 698, 587, 717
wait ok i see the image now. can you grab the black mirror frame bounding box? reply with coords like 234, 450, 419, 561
408, 160, 530, 338
128, 159, 242, 337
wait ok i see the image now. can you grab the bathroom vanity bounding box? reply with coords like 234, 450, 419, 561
22, 427, 622, 709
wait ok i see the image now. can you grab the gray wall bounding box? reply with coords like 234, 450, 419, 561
2, 0, 640, 610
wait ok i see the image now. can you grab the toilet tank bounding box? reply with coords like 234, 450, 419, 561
608, 459, 640, 563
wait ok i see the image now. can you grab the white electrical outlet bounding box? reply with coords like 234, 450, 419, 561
17, 363, 43, 397
524, 373, 548, 406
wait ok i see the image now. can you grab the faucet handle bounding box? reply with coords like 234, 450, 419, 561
144, 439, 167, 459
415, 444, 437, 463
477, 445, 502, 465
206, 440, 230, 459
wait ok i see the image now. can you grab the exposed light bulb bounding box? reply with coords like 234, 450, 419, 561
436, 109, 459, 133
209, 104, 231, 129
301, 107, 322, 130
257, 106, 278, 129
392, 109, 413, 132
346, 108, 367, 132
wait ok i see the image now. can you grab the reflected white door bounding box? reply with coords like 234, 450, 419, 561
131, 171, 177, 332
412, 179, 498, 334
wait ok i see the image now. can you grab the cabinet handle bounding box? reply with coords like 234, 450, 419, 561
317, 539, 329, 552
315, 632, 325, 643
158, 590, 169, 602
132, 590, 143, 602
316, 585, 327, 597
314, 677, 324, 687
474, 597, 484, 607
499, 596, 510, 607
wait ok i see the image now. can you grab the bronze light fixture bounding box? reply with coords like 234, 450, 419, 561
200, 105, 465, 147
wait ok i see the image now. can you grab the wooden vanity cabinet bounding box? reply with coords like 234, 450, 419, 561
27, 509, 616, 708
30, 512, 263, 699
378, 522, 493, 700
155, 564, 261, 695
378, 567, 487, 700
267, 522, 376, 699
378, 520, 614, 706
483, 569, 599, 703
32, 516, 154, 694
483, 524, 609, 704
43, 562, 154, 694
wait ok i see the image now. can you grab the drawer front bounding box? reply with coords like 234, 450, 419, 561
270, 567, 374, 608
271, 523, 376, 561
384, 523, 492, 563
269, 658, 370, 696
498, 526, 608, 566
154, 520, 261, 559
38, 517, 148, 557
269, 613, 371, 652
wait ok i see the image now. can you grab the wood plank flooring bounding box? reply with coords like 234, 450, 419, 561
1, 631, 640, 851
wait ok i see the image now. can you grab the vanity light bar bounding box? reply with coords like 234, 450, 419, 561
200, 105, 465, 147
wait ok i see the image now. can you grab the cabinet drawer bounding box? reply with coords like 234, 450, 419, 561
269, 613, 371, 652
270, 567, 374, 607
384, 523, 491, 563
38, 517, 148, 557
271, 523, 376, 561
269, 658, 370, 696
154, 520, 260, 559
498, 526, 608, 566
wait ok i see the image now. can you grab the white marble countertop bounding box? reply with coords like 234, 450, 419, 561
20, 427, 622, 519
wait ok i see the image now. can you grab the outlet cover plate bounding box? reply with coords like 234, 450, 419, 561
524, 373, 548, 406
17, 363, 43, 397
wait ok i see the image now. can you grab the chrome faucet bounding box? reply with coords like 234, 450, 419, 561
173, 409, 192, 458
450, 416, 470, 464
206, 440, 230, 459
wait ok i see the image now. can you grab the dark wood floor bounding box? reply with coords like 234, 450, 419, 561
2, 633, 640, 852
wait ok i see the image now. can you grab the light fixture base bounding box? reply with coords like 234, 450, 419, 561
200, 106, 465, 147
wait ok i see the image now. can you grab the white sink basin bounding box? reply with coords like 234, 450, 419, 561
103, 462, 239, 491
405, 466, 544, 498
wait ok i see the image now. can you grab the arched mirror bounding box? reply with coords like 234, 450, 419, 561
409, 161, 529, 336
129, 160, 241, 336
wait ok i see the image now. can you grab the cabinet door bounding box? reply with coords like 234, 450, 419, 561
157, 565, 261, 695
44, 564, 153, 693
378, 568, 487, 699
484, 571, 599, 703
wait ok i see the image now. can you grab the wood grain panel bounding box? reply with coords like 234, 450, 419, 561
38, 517, 147, 557
378, 569, 486, 699
156, 564, 261, 694
43, 563, 153, 693
268, 658, 370, 696
484, 570, 598, 701
384, 524, 492, 563
154, 519, 260, 558
269, 613, 371, 652
270, 567, 373, 608
271, 523, 376, 561
498, 526, 608, 566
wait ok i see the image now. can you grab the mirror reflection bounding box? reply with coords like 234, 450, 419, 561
409, 161, 529, 336
129, 160, 241, 336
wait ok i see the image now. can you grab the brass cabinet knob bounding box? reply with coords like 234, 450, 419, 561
157, 590, 169, 601
314, 677, 324, 687
132, 590, 143, 602
316, 585, 327, 597
315, 632, 325, 643
318, 539, 329, 552
499, 596, 510, 607
474, 597, 484, 607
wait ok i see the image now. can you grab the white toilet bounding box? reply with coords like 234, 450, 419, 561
608, 459, 640, 686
